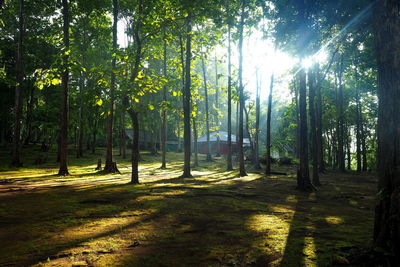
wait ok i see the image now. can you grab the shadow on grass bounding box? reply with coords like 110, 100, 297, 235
0, 150, 376, 266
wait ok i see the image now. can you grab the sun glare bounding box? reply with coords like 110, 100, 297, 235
302, 57, 313, 69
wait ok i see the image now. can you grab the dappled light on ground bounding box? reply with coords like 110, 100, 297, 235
0, 150, 377, 266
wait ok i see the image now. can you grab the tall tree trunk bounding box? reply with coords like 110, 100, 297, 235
297, 68, 312, 190
373, 1, 400, 263
161, 27, 167, 169
308, 69, 320, 185
356, 72, 362, 172
104, 0, 119, 173
337, 55, 346, 172
202, 57, 212, 162
58, 0, 70, 175
266, 73, 274, 174
237, 0, 247, 177
215, 53, 221, 157
182, 14, 192, 178
129, 110, 139, 183
294, 79, 300, 159
77, 76, 84, 158
254, 69, 261, 169
315, 65, 325, 173
226, 22, 233, 171
12, 0, 24, 167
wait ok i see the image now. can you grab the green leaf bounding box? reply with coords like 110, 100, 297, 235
148, 104, 155, 110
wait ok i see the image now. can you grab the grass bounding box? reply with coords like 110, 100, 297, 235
0, 145, 376, 266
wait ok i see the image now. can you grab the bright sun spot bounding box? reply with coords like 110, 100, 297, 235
302, 57, 314, 69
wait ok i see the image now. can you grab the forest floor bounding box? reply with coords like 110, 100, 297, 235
0, 145, 376, 267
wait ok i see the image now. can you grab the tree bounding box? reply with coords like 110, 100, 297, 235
226, 11, 233, 171
58, 0, 70, 176
11, 0, 24, 167
160, 27, 167, 169
201, 56, 212, 162
181, 14, 192, 178
237, 0, 247, 177
373, 0, 400, 263
104, 0, 119, 173
265, 72, 274, 175
308, 68, 320, 185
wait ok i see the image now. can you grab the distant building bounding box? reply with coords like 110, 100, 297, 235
197, 131, 250, 155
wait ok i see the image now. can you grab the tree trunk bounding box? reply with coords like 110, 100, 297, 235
58, 0, 70, 176
293, 78, 300, 159
24, 85, 35, 145
337, 55, 346, 172
92, 119, 97, 154
77, 76, 84, 158
104, 0, 118, 173
237, 0, 247, 177
12, 0, 24, 167
244, 105, 255, 162
266, 73, 274, 175
182, 14, 192, 178
373, 1, 400, 263
177, 119, 181, 152
120, 105, 126, 159
346, 126, 351, 171
129, 110, 139, 184
297, 68, 312, 190
193, 117, 198, 167
226, 22, 233, 171
202, 57, 212, 162
254, 69, 261, 169
316, 65, 325, 173
161, 27, 167, 169
215, 53, 221, 157
360, 109, 368, 172
308, 69, 320, 185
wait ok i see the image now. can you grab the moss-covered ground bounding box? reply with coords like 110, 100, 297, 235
0, 146, 376, 266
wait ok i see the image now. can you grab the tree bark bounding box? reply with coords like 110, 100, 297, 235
238, 0, 247, 177
373, 1, 400, 263
161, 27, 167, 169
315, 65, 325, 173
266, 73, 274, 175
77, 76, 84, 158
297, 68, 313, 190
58, 0, 70, 175
308, 69, 320, 185
24, 85, 35, 145
202, 57, 212, 162
361, 118, 368, 171
193, 117, 198, 167
215, 53, 221, 157
226, 22, 233, 171
12, 0, 24, 167
104, 0, 119, 173
182, 14, 192, 178
337, 55, 346, 172
129, 110, 139, 184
